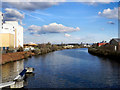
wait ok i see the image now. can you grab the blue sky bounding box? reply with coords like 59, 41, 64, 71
1, 2, 118, 44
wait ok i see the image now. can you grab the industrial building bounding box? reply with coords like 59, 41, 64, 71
0, 12, 23, 50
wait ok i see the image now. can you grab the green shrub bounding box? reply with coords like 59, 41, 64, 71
40, 48, 48, 54
33, 49, 41, 55
17, 47, 24, 52
24, 53, 28, 59
6, 48, 16, 53
51, 45, 58, 51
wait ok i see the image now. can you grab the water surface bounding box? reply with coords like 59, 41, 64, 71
2, 48, 120, 88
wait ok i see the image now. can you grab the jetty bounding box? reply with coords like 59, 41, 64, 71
0, 81, 15, 88
0, 67, 34, 88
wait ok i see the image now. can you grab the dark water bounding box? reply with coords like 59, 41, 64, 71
2, 48, 120, 88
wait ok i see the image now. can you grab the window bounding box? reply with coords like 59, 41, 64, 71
3, 47, 5, 50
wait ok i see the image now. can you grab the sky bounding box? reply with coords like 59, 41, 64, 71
1, 1, 119, 44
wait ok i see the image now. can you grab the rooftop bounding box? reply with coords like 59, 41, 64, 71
112, 38, 120, 42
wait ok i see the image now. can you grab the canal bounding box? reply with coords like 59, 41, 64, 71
1, 48, 120, 88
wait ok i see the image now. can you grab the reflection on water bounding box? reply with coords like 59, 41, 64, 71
24, 48, 120, 88
2, 60, 24, 83
0, 65, 2, 84
10, 80, 24, 88
1, 48, 120, 88
1, 59, 35, 88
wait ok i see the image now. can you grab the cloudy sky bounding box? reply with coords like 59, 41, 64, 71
1, 1, 119, 44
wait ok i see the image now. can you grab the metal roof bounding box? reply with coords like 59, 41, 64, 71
112, 38, 120, 42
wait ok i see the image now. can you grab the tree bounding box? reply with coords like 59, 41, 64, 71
47, 42, 51, 45
17, 47, 24, 52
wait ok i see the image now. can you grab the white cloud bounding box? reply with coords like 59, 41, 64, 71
2, 0, 117, 2
20, 11, 45, 22
74, 0, 115, 5
98, 7, 118, 19
29, 42, 36, 44
65, 33, 71, 37
27, 23, 80, 35
107, 21, 115, 24
2, 1, 65, 11
0, 11, 2, 15
68, 0, 115, 2
3, 8, 24, 24
67, 0, 119, 5
2, 0, 117, 11
2, 0, 65, 2
33, 34, 41, 36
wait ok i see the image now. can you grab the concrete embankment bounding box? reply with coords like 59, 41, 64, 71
1, 51, 35, 65
88, 48, 120, 60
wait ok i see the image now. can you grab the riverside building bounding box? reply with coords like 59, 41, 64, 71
0, 12, 23, 50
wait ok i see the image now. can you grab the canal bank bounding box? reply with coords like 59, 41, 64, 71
1, 51, 35, 65
88, 48, 120, 60
1, 46, 82, 65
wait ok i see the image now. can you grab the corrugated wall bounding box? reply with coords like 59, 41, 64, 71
0, 33, 14, 48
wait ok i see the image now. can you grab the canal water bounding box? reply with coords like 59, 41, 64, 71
1, 48, 120, 88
